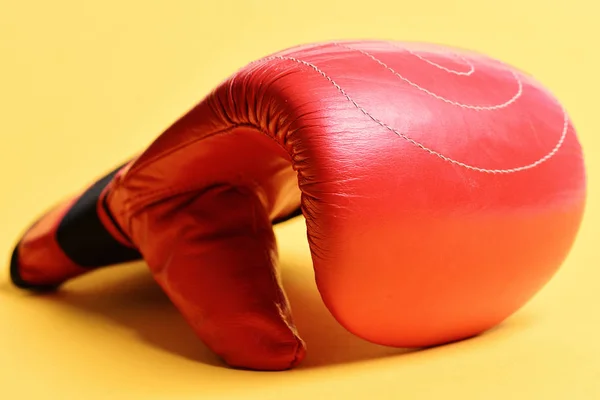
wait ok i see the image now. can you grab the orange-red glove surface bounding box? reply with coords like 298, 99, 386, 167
10, 41, 587, 370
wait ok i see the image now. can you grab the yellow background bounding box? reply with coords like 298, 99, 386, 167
1, 0, 598, 398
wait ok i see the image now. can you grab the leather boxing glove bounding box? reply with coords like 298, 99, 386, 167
9, 40, 586, 370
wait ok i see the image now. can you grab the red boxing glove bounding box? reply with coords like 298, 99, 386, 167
10, 41, 586, 370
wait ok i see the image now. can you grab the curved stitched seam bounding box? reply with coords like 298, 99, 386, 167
124, 43, 567, 219
403, 48, 475, 76
337, 42, 523, 110
251, 52, 568, 174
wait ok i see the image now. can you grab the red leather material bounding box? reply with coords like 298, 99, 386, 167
10, 40, 586, 370
15, 198, 89, 287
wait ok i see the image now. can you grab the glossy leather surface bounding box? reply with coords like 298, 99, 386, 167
11, 40, 587, 370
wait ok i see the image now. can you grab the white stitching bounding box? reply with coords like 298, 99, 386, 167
255, 53, 568, 174
407, 49, 475, 76
336, 43, 522, 111
401, 47, 475, 76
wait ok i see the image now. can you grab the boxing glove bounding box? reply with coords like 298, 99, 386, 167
9, 40, 586, 370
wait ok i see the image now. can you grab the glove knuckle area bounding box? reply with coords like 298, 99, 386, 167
106, 41, 587, 360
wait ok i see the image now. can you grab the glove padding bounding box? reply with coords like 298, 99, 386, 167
10, 40, 587, 370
